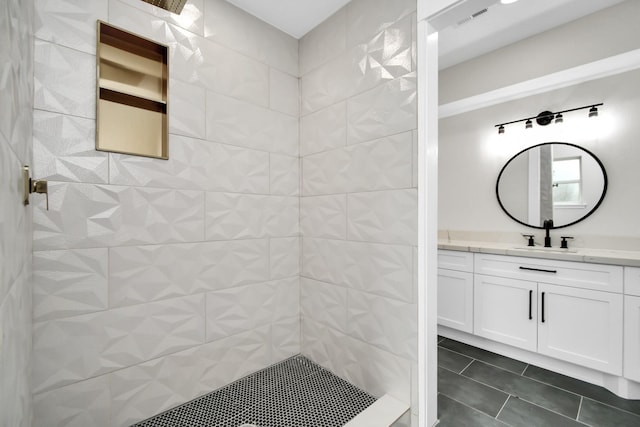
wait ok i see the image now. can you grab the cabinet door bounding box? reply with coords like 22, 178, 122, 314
438, 268, 473, 333
624, 295, 640, 382
538, 283, 623, 375
474, 274, 537, 352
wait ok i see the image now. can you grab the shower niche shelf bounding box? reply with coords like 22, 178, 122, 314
96, 21, 168, 159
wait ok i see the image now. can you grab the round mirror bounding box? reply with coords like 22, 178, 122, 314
496, 142, 607, 229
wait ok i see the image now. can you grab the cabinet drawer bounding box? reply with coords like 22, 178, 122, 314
475, 253, 623, 293
625, 267, 640, 296
438, 250, 474, 272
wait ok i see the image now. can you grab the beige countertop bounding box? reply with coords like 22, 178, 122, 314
438, 239, 640, 268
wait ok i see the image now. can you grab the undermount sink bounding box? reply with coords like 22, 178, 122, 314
513, 246, 579, 254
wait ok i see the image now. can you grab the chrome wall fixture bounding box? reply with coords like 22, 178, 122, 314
495, 103, 603, 134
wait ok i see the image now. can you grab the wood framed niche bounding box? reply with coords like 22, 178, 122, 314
96, 21, 169, 159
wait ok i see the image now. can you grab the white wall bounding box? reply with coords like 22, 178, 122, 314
299, 0, 418, 425
31, 1, 300, 425
0, 0, 34, 426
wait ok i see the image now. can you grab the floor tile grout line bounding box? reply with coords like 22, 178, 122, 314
577, 396, 584, 422
440, 364, 513, 402
437, 343, 526, 375
579, 395, 640, 420
438, 392, 511, 426
495, 394, 511, 421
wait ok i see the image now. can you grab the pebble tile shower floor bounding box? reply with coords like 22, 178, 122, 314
131, 355, 376, 427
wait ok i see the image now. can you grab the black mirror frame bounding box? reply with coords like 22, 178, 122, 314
496, 142, 608, 230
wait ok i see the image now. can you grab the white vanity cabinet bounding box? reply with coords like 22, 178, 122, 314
624, 267, 640, 383
474, 274, 537, 352
536, 283, 622, 375
437, 250, 474, 333
439, 251, 625, 376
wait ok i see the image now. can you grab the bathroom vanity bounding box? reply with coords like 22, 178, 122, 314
437, 243, 640, 398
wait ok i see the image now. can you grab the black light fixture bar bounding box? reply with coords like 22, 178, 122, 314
494, 103, 603, 131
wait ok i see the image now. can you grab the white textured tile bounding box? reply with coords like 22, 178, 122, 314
0, 143, 30, 299
342, 337, 412, 404
0, 0, 34, 166
270, 237, 300, 279
0, 270, 32, 427
347, 73, 417, 145
32, 295, 205, 394
33, 110, 108, 184
347, 289, 417, 359
109, 239, 269, 307
299, 49, 351, 115
269, 69, 299, 117
33, 182, 205, 251
346, 0, 417, 48
271, 316, 301, 362
272, 277, 300, 322
301, 277, 348, 333
205, 193, 298, 240
302, 237, 413, 303
300, 194, 347, 239
34, 0, 108, 54
0, 1, 33, 425
169, 79, 206, 139
116, 0, 205, 36
33, 248, 108, 322
206, 92, 298, 155
300, 102, 347, 157
300, 7, 347, 76
205, 282, 274, 342
203, 0, 298, 75
195, 37, 269, 107
302, 132, 413, 196
301, 317, 354, 376
34, 40, 95, 118
33, 375, 110, 427
109, 346, 203, 427
348, 189, 417, 245
110, 135, 270, 194
198, 329, 271, 391
300, 17, 413, 115
107, 0, 171, 44
270, 154, 299, 196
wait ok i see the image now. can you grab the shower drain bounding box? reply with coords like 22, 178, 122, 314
239, 424, 257, 427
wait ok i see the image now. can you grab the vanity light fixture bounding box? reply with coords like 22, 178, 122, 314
495, 103, 603, 134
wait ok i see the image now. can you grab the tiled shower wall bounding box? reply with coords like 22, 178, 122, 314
298, 0, 418, 425
31, 1, 300, 426
0, 0, 34, 425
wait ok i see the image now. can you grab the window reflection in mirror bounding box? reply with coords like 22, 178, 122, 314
496, 142, 607, 229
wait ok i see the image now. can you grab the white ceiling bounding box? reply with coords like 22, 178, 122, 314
437, 0, 626, 69
225, 0, 352, 39
224, 0, 625, 65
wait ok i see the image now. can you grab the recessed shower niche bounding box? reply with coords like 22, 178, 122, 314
96, 21, 168, 159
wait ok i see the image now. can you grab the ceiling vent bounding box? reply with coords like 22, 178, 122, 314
456, 8, 488, 26
139, 0, 187, 14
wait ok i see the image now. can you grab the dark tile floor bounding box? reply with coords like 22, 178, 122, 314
437, 337, 640, 427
